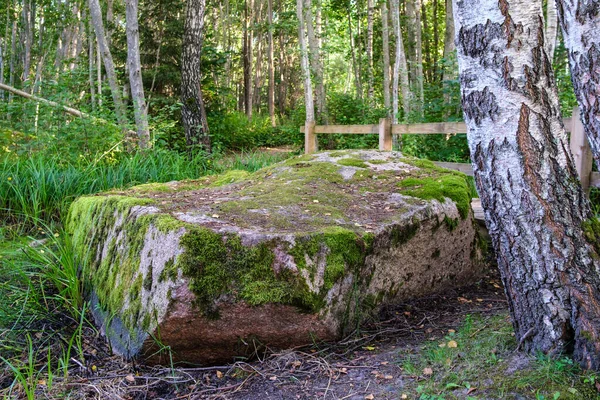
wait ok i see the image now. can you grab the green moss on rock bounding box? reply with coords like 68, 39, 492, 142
398, 174, 471, 219
337, 158, 368, 168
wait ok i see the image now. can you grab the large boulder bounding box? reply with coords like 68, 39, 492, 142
67, 150, 485, 365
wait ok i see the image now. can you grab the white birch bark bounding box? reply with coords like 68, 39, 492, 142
381, 0, 391, 113
268, 0, 276, 126
304, 0, 326, 122
555, 0, 600, 169
296, 0, 314, 122
454, 0, 600, 369
88, 0, 128, 132
545, 0, 558, 62
390, 0, 410, 124
125, 0, 150, 149
366, 0, 374, 102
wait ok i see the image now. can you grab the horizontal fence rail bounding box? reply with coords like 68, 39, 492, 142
301, 108, 597, 190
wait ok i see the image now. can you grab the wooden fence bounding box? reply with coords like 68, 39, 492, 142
301, 107, 598, 190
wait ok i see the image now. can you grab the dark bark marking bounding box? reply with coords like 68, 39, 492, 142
575, 0, 600, 24
462, 87, 499, 125
457, 20, 503, 59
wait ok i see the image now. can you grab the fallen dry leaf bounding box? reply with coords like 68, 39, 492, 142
125, 374, 135, 383
364, 395, 375, 400
216, 371, 223, 379
448, 340, 458, 348
423, 367, 433, 376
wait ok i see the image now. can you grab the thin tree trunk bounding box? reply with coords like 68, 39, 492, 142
347, 9, 362, 100
432, 0, 439, 76
267, 0, 275, 126
106, 0, 114, 47
8, 20, 15, 103
22, 0, 32, 84
297, 0, 314, 122
545, 0, 558, 63
381, 0, 391, 113
406, 0, 423, 116
0, 3, 9, 100
88, 0, 128, 132
555, 0, 600, 170
305, 0, 326, 122
442, 0, 456, 114
390, 0, 409, 125
454, 0, 600, 370
243, 0, 253, 119
125, 0, 150, 149
277, 0, 286, 115
366, 0, 374, 102
181, 0, 210, 152
97, 41, 102, 107
88, 21, 96, 111
421, 1, 431, 84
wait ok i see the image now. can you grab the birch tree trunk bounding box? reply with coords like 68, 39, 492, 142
296, 0, 314, 123
454, 0, 600, 369
181, 0, 210, 152
545, 0, 558, 63
22, 0, 32, 84
267, 0, 276, 126
88, 0, 128, 132
243, 0, 253, 119
305, 0, 326, 122
390, 0, 409, 125
8, 20, 15, 103
555, 0, 600, 169
381, 0, 391, 113
406, 0, 423, 116
88, 21, 96, 111
442, 0, 456, 114
366, 0, 374, 102
125, 0, 150, 149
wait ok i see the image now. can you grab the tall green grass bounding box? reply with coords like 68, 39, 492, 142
0, 148, 293, 231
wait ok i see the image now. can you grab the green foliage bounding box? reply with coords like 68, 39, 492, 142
208, 112, 297, 151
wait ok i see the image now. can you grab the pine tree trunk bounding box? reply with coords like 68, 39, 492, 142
454, 0, 600, 370
545, 0, 558, 63
88, 0, 128, 132
267, 0, 276, 126
555, 0, 600, 169
181, 0, 210, 152
278, 0, 286, 115
125, 0, 150, 149
296, 0, 314, 122
381, 0, 391, 113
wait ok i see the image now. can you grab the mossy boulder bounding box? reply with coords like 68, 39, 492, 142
67, 150, 485, 365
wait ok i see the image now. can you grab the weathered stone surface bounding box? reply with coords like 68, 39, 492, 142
67, 150, 485, 365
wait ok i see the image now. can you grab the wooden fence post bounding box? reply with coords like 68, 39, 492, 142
304, 121, 317, 154
378, 118, 392, 151
569, 106, 593, 192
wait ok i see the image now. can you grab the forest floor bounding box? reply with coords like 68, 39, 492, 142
5, 264, 597, 400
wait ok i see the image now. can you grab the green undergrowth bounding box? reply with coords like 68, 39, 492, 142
0, 148, 293, 232
398, 313, 599, 399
